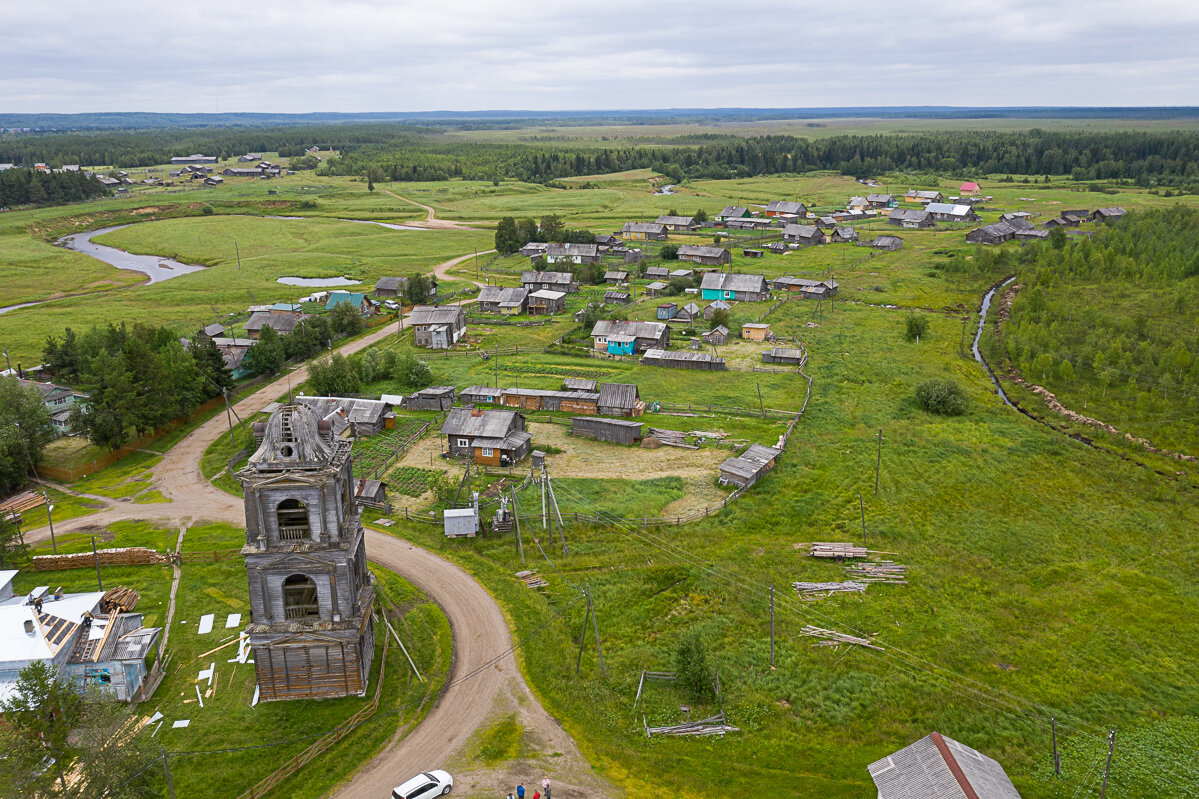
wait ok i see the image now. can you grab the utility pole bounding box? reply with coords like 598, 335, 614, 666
769, 584, 775, 668
43, 491, 58, 554
511, 491, 525, 566
587, 583, 606, 677
223, 388, 235, 445
874, 429, 883, 496
494, 343, 499, 389
1051, 714, 1060, 776
90, 535, 103, 590
234, 241, 242, 271
162, 748, 176, 799
858, 492, 867, 548
3, 346, 9, 373
1100, 729, 1115, 799
756, 382, 765, 419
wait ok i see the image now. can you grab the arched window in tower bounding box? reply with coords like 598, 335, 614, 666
276, 498, 310, 541
282, 574, 320, 619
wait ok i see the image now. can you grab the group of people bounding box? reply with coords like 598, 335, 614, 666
507, 777, 550, 799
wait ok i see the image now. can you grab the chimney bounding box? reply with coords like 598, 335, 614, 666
24, 619, 34, 635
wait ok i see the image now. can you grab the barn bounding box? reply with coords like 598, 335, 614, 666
597, 383, 645, 416
571, 417, 643, 445
500, 388, 599, 414
762, 347, 806, 365
403, 386, 456, 411
459, 386, 504, 405
641, 349, 727, 370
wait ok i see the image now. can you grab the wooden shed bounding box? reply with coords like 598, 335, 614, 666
641, 349, 727, 370
500, 388, 599, 414
703, 325, 729, 345
571, 416, 644, 445
742, 323, 771, 341
762, 347, 806, 365
597, 383, 645, 417
403, 386, 456, 411
460, 385, 504, 405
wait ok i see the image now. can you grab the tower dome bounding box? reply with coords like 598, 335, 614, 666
249, 404, 333, 468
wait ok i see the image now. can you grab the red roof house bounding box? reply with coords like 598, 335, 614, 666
960, 181, 980, 194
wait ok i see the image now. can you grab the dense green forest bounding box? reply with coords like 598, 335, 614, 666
41, 324, 231, 450
1000, 206, 1199, 452
0, 168, 109, 207
5, 125, 1199, 187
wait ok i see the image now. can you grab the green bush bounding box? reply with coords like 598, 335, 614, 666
904, 312, 930, 342
914, 379, 969, 415
674, 631, 714, 702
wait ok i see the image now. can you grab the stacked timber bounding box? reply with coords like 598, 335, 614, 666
30, 547, 169, 571
515, 570, 548, 588
844, 561, 907, 583
646, 428, 698, 449
798, 625, 883, 650
644, 710, 739, 737
793, 580, 869, 600
808, 542, 869, 559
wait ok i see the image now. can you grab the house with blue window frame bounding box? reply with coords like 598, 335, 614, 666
17, 379, 86, 438
590, 320, 670, 355
699, 272, 770, 302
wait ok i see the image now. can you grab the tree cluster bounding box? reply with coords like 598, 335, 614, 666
0, 168, 109, 208
306, 347, 433, 397
41, 324, 230, 450
0, 661, 158, 799
0, 376, 55, 493
914, 379, 969, 416
495, 214, 596, 254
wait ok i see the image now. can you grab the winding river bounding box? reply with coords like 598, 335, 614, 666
972, 275, 1017, 408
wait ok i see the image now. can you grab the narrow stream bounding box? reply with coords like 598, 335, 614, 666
972, 275, 1017, 408
58, 225, 207, 283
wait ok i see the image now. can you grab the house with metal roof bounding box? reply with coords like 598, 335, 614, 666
967, 222, 1018, 245
0, 575, 160, 703
521, 270, 577, 292
773, 277, 838, 299
717, 206, 752, 221
641, 349, 727, 370
643, 266, 670, 280
604, 290, 631, 305
677, 245, 731, 266
702, 325, 729, 345
408, 305, 467, 349
477, 286, 529, 315
783, 224, 824, 247
764, 200, 807, 217
441, 408, 531, 466
325, 291, 376, 314
590, 320, 670, 354
828, 226, 858, 244
655, 215, 699, 231
868, 732, 1022, 799
500, 387, 599, 414
527, 289, 566, 315
403, 386, 456, 410
960, 181, 981, 194
925, 203, 979, 223
244, 311, 308, 339
545, 242, 600, 265
604, 269, 629, 284
621, 221, 668, 241
848, 196, 870, 210
700, 272, 769, 302
867, 193, 896, 208
888, 208, 935, 229
904, 189, 943, 204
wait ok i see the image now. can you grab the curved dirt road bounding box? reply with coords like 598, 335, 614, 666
20, 250, 610, 797
381, 188, 480, 231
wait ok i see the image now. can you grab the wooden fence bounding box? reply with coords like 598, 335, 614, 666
236, 617, 391, 799
175, 549, 242, 564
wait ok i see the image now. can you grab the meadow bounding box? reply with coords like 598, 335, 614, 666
11, 519, 452, 799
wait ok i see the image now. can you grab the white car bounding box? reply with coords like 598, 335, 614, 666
392, 770, 453, 799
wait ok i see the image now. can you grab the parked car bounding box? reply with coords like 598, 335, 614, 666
392, 770, 453, 799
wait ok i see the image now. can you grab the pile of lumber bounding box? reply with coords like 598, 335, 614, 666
646, 428, 698, 450
793, 580, 869, 600
808, 542, 869, 560
844, 561, 907, 584
515, 570, 548, 589
30, 547, 169, 571
0, 491, 46, 519
644, 711, 739, 738
799, 625, 883, 651
688, 430, 728, 439
100, 586, 140, 613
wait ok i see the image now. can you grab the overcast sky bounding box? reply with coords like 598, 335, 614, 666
4, 1, 1197, 113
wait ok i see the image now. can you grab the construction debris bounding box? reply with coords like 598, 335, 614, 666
644, 710, 739, 737
515, 570, 548, 589
844, 561, 908, 583
793, 580, 869, 600
100, 586, 140, 613
647, 428, 699, 449
799, 625, 883, 651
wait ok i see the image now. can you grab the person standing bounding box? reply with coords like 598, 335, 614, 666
516, 784, 525, 799
542, 777, 551, 799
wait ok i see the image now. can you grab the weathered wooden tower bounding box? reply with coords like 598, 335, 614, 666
237, 404, 375, 701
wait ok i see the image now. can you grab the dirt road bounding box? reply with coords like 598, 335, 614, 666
20, 249, 611, 798
381, 188, 482, 231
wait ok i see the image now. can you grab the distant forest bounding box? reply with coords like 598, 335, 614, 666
0, 168, 109, 208
3, 122, 1199, 188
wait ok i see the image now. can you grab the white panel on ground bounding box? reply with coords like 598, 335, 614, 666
225, 613, 241, 628
172, 720, 190, 728
197, 614, 214, 635
251, 684, 260, 707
